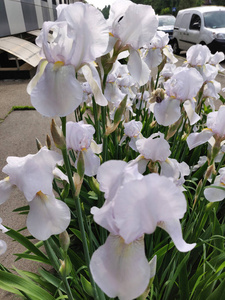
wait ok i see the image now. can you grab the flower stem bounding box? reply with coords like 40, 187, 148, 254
101, 106, 108, 162
92, 97, 100, 144
60, 117, 100, 300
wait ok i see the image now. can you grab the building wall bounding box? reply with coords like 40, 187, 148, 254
0, 0, 77, 37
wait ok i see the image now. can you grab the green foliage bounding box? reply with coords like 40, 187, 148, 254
131, 0, 219, 15
1, 2, 225, 300
101, 5, 110, 19
160, 7, 171, 15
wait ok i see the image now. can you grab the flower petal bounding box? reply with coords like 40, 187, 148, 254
90, 234, 150, 300
158, 218, 196, 252
0, 218, 8, 234
91, 202, 119, 235
128, 49, 150, 86
66, 121, 95, 151
3, 147, 62, 202
0, 178, 13, 205
27, 192, 71, 240
183, 100, 200, 125
30, 63, 83, 117
186, 130, 213, 150
136, 132, 171, 161
114, 173, 187, 244
115, 3, 157, 49
0, 240, 7, 255
76, 148, 100, 177
204, 179, 225, 202
97, 160, 127, 201
154, 97, 181, 126
58, 2, 109, 67
82, 64, 108, 106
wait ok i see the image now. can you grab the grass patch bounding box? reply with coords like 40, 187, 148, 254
0, 105, 36, 123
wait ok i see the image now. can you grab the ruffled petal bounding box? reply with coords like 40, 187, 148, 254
3, 147, 62, 202
58, 2, 109, 67
186, 44, 211, 66
114, 174, 187, 244
27, 192, 71, 240
136, 133, 171, 162
115, 3, 157, 49
66, 121, 95, 151
164, 68, 203, 101
90, 234, 150, 300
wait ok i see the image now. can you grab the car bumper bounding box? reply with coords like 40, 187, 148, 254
208, 38, 225, 54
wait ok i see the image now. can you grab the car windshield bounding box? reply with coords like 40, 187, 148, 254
204, 11, 225, 28
158, 16, 175, 27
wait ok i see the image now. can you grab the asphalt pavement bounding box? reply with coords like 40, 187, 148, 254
0, 79, 55, 299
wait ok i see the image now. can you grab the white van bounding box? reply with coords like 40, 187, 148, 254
172, 6, 225, 54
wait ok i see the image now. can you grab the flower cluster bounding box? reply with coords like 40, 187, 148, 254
0, 1, 225, 299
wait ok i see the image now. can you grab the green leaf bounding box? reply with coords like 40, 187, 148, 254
206, 279, 225, 300
70, 228, 90, 249
216, 261, 225, 273
114, 95, 127, 124
13, 205, 29, 212
163, 252, 190, 299
15, 269, 56, 293
80, 274, 94, 297
0, 280, 23, 296
43, 239, 61, 270
190, 273, 206, 299
38, 268, 65, 292
0, 271, 55, 299
5, 229, 49, 261
14, 253, 50, 264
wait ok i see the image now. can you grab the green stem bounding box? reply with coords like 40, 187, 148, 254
62, 276, 74, 300
92, 97, 100, 144
60, 117, 100, 300
60, 117, 66, 136
154, 70, 160, 90
101, 106, 108, 162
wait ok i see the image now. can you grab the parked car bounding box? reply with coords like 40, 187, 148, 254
157, 15, 176, 42
172, 6, 225, 54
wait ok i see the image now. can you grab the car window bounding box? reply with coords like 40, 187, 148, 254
158, 16, 175, 27
204, 11, 225, 28
189, 14, 201, 30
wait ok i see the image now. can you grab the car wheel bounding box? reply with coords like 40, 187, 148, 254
172, 39, 180, 55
